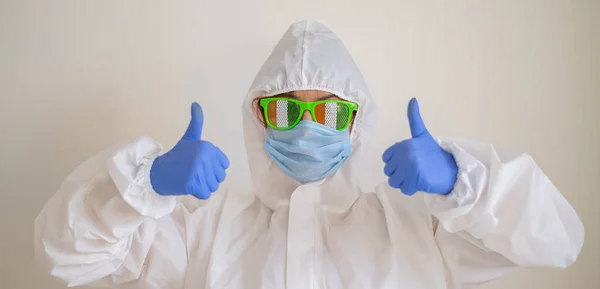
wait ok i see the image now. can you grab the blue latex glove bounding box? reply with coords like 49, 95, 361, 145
150, 103, 229, 199
382, 98, 458, 196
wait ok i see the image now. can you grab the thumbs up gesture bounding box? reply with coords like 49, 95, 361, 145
150, 103, 230, 199
382, 99, 458, 196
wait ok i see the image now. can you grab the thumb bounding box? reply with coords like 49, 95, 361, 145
183, 102, 204, 140
407, 98, 430, 138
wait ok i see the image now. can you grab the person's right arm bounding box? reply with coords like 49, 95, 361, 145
34, 103, 229, 287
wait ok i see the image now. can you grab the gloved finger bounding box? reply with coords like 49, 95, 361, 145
413, 170, 429, 194
407, 98, 430, 138
192, 189, 209, 200
200, 169, 212, 197
190, 187, 207, 200
202, 161, 218, 193
383, 158, 398, 176
191, 172, 210, 199
382, 144, 397, 163
183, 102, 204, 141
215, 146, 230, 169
400, 166, 418, 196
212, 159, 226, 183
388, 175, 403, 189
387, 164, 406, 188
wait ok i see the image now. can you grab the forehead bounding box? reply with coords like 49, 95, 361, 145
276, 90, 342, 101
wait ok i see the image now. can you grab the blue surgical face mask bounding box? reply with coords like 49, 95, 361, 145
264, 120, 352, 183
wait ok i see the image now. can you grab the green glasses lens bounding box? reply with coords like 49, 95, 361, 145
263, 99, 302, 129
313, 101, 351, 130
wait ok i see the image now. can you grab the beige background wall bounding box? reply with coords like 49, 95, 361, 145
1, 1, 598, 288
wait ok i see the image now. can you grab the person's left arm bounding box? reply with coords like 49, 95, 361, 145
382, 99, 584, 288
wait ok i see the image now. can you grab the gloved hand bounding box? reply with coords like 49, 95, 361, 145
382, 98, 458, 196
150, 103, 229, 199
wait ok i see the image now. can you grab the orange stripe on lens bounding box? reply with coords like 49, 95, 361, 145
314, 103, 326, 124
267, 100, 277, 126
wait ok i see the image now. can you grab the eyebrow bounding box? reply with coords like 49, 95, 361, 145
280, 92, 338, 101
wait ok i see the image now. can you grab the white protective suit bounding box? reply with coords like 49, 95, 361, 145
35, 20, 584, 289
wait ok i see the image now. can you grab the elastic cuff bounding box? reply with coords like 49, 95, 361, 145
422, 140, 489, 233
108, 136, 177, 218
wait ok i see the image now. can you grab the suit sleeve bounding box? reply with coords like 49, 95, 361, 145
34, 137, 186, 287
425, 138, 584, 288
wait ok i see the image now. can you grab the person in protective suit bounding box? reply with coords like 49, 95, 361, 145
35, 20, 583, 289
